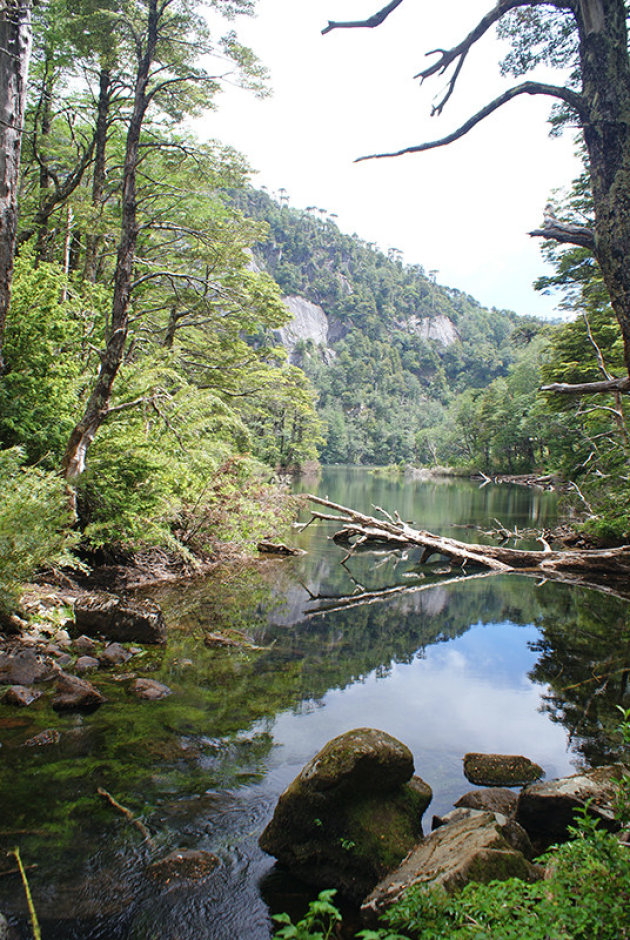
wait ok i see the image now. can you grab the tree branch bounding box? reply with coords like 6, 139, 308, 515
540, 376, 630, 394
355, 82, 585, 162
322, 0, 405, 35
529, 221, 595, 250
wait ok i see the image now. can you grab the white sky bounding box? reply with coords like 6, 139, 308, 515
201, 0, 581, 318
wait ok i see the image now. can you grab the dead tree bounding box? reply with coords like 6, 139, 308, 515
306, 494, 630, 580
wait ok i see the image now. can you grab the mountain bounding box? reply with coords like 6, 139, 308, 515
230, 188, 541, 465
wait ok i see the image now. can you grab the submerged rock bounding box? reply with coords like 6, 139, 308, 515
132, 678, 172, 700
22, 728, 62, 747
146, 849, 220, 890
361, 810, 542, 924
516, 764, 626, 847
73, 592, 167, 645
52, 672, 105, 711
99, 643, 132, 666
259, 728, 432, 902
463, 752, 544, 787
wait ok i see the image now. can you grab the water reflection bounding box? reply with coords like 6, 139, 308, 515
0, 469, 629, 939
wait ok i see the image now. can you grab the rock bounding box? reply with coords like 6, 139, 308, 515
52, 672, 105, 711
2, 685, 42, 707
73, 592, 167, 646
463, 753, 544, 787
0, 650, 54, 686
99, 643, 132, 666
297, 727, 415, 796
259, 729, 432, 902
75, 655, 100, 674
455, 787, 518, 817
516, 764, 626, 847
132, 678, 172, 700
361, 811, 542, 924
73, 635, 97, 653
145, 849, 220, 889
55, 652, 73, 667
432, 808, 533, 859
0, 912, 7, 940
22, 728, 62, 747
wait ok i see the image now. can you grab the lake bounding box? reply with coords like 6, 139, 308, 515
1, 467, 629, 938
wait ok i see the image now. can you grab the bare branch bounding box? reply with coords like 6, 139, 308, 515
529, 220, 595, 251
355, 82, 585, 162
322, 0, 404, 35
540, 376, 630, 394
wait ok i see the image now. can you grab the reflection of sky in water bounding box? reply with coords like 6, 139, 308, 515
263, 620, 577, 817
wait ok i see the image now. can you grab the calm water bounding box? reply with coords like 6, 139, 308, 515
1, 468, 629, 939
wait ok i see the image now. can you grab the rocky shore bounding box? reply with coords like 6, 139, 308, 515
259, 728, 629, 926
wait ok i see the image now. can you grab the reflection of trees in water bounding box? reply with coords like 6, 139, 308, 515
529, 589, 630, 766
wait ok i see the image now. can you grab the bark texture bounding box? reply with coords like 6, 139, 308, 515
0, 0, 31, 374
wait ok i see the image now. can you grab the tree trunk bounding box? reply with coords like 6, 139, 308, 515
306, 494, 630, 580
576, 0, 630, 379
0, 0, 32, 375
61, 1, 158, 484
84, 65, 110, 283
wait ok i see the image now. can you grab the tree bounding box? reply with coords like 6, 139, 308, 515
0, 0, 32, 374
60, 0, 266, 486
323, 0, 630, 393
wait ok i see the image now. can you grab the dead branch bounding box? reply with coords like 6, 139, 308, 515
529, 220, 595, 251
306, 494, 630, 579
322, 0, 404, 35
97, 787, 155, 847
354, 82, 584, 163
540, 376, 630, 395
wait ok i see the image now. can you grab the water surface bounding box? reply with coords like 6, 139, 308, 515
1, 468, 629, 938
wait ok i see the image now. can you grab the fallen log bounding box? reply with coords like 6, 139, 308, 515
306, 494, 630, 579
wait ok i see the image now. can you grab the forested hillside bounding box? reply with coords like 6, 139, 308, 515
230, 188, 541, 465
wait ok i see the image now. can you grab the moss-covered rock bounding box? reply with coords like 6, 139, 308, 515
259, 729, 431, 901
463, 752, 544, 787
361, 810, 542, 925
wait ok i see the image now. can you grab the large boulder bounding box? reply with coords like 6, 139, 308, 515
516, 764, 626, 848
463, 752, 544, 787
259, 728, 432, 902
73, 593, 166, 646
361, 810, 542, 925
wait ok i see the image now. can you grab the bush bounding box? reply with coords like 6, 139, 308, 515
0, 448, 81, 616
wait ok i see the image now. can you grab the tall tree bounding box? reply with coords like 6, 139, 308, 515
61, 0, 265, 485
323, 0, 630, 393
0, 0, 32, 374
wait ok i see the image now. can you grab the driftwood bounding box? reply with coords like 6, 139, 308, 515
97, 787, 155, 847
306, 494, 630, 580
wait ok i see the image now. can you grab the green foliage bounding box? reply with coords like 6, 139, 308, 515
229, 188, 529, 466
273, 890, 342, 940
0, 448, 81, 614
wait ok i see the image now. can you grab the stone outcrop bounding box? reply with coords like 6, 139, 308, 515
259, 728, 432, 902
275, 296, 335, 363
361, 810, 542, 924
463, 752, 544, 787
516, 764, 626, 847
73, 593, 166, 646
402, 314, 459, 347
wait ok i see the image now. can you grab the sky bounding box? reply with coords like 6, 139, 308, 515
202, 0, 581, 319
